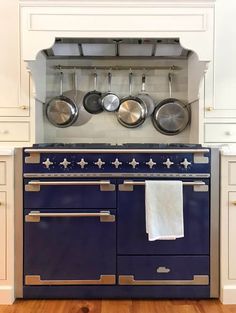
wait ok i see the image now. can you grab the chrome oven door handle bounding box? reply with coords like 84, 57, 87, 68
25, 180, 115, 192
122, 180, 206, 186
119, 180, 208, 192
25, 210, 115, 223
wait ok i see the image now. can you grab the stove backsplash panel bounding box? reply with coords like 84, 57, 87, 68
44, 58, 189, 144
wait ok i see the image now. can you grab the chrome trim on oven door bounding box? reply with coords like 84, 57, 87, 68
25, 274, 116, 285
25, 180, 115, 192
25, 210, 115, 223
118, 275, 209, 285
119, 180, 208, 192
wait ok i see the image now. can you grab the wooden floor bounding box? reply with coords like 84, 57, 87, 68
1, 300, 236, 313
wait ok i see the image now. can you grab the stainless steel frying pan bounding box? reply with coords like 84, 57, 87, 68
101, 72, 120, 112
46, 71, 79, 128
152, 73, 190, 135
117, 72, 147, 128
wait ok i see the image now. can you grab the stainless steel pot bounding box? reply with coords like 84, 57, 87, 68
101, 72, 120, 112
137, 74, 155, 117
46, 72, 79, 128
117, 72, 147, 128
152, 73, 190, 135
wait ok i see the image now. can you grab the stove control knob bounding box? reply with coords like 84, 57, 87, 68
129, 158, 139, 169
146, 158, 156, 169
163, 158, 174, 168
94, 158, 105, 169
77, 158, 88, 169
42, 158, 53, 169
112, 158, 122, 169
181, 158, 192, 169
60, 158, 71, 169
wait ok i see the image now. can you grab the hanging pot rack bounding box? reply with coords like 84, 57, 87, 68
54, 65, 181, 71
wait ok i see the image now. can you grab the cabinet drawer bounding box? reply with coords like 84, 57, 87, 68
229, 192, 236, 279
0, 122, 29, 142
118, 256, 209, 286
0, 161, 6, 185
205, 123, 236, 143
0, 192, 6, 280
228, 162, 236, 185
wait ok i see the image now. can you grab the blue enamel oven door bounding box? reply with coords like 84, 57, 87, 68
24, 209, 116, 286
117, 178, 209, 255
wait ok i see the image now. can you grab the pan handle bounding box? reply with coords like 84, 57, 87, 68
73, 70, 78, 100
108, 72, 112, 93
141, 74, 146, 92
93, 71, 98, 91
168, 72, 172, 98
129, 72, 133, 96
59, 70, 63, 96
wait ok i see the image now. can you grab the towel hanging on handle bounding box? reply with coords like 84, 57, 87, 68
145, 180, 184, 241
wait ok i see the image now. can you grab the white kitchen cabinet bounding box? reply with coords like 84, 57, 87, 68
0, 0, 30, 117
220, 151, 236, 304
204, 0, 236, 119
0, 151, 14, 304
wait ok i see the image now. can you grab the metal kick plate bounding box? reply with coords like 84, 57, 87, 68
118, 275, 209, 286
25, 274, 116, 285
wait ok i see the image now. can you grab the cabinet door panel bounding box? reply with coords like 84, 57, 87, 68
205, 0, 236, 118
0, 1, 29, 117
229, 192, 236, 279
0, 192, 6, 280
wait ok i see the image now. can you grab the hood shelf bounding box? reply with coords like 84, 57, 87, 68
45, 38, 190, 60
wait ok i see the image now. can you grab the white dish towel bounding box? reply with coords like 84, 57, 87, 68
145, 180, 184, 241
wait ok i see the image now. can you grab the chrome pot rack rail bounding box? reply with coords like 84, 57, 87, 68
54, 65, 181, 71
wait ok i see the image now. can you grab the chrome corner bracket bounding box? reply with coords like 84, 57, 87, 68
25, 152, 40, 164
193, 152, 209, 164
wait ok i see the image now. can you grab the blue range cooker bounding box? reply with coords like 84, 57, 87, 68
15, 143, 219, 299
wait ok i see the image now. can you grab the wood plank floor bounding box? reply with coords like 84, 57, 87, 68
1, 300, 236, 313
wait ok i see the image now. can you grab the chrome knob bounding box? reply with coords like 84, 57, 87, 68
163, 158, 174, 168
180, 158, 191, 169
42, 158, 53, 169
77, 158, 88, 169
60, 158, 71, 169
112, 158, 122, 169
146, 158, 156, 169
94, 158, 105, 169
129, 158, 139, 169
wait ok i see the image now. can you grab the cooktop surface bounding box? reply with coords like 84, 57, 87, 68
32, 143, 203, 149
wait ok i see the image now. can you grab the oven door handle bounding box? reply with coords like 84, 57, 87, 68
119, 180, 208, 192
25, 180, 115, 192
122, 180, 206, 186
25, 210, 115, 223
